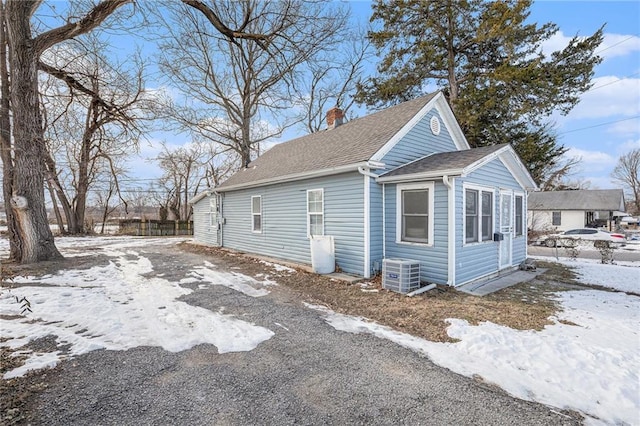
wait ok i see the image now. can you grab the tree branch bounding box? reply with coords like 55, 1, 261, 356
33, 0, 131, 55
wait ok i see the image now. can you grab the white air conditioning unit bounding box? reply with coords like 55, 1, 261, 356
382, 258, 420, 294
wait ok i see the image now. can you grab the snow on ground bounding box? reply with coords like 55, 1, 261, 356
2, 235, 638, 423
0, 237, 275, 379
532, 256, 640, 293
309, 257, 640, 425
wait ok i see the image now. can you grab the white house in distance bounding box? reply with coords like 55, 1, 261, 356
527, 189, 626, 232
190, 92, 537, 287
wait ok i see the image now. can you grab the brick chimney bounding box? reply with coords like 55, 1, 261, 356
326, 106, 344, 130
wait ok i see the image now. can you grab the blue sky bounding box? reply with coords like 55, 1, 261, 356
127, 1, 640, 190
347, 0, 640, 189
524, 1, 640, 189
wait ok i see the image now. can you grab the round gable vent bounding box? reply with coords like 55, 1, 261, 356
430, 116, 441, 135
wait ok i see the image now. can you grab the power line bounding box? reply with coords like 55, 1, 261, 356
593, 34, 639, 57
558, 115, 640, 135
586, 71, 640, 93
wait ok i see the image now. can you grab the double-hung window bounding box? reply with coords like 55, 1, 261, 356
397, 182, 434, 245
307, 189, 324, 236
251, 195, 262, 233
552, 211, 561, 226
515, 195, 524, 236
465, 187, 493, 243
481, 191, 493, 241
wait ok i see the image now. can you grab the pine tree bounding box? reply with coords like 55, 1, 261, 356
357, 0, 603, 185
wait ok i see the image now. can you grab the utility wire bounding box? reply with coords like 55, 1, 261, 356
558, 115, 640, 135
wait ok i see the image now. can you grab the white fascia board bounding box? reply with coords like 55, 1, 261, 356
461, 145, 538, 191
215, 162, 369, 192
433, 96, 470, 151
498, 149, 538, 191
370, 93, 442, 162
376, 169, 463, 184
188, 189, 214, 205
462, 145, 511, 176
370, 93, 470, 163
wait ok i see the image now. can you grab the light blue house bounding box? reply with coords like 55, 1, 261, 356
191, 92, 537, 287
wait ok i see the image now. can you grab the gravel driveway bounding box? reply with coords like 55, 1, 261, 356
10, 241, 580, 425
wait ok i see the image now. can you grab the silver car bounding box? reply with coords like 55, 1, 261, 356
544, 228, 627, 247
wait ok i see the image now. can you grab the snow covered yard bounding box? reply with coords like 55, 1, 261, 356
1, 235, 639, 425
0, 236, 278, 379
310, 257, 640, 426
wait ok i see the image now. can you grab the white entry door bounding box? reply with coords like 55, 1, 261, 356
499, 191, 513, 269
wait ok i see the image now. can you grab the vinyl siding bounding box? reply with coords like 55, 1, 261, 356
221, 172, 365, 275
384, 181, 449, 285
456, 158, 528, 284
193, 196, 219, 246
381, 110, 460, 171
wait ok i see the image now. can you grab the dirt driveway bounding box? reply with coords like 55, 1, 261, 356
1, 238, 581, 425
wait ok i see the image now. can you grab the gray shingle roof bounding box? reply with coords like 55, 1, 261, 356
217, 93, 439, 190
528, 189, 625, 211
380, 144, 507, 178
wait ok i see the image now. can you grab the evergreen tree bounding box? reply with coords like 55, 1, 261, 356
357, 0, 603, 185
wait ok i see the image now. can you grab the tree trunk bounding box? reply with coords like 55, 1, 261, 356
44, 151, 74, 231
46, 180, 66, 234
0, 1, 20, 260
6, 1, 62, 262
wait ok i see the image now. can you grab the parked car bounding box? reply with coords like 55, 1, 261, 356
543, 228, 627, 247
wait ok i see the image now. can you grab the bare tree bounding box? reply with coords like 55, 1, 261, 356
538, 155, 584, 191
612, 148, 640, 214
2, 0, 131, 262
157, 0, 349, 167
154, 142, 235, 220
292, 26, 372, 133
1, 0, 271, 263
40, 35, 153, 234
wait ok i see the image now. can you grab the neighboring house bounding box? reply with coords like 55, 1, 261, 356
528, 189, 626, 232
190, 92, 537, 287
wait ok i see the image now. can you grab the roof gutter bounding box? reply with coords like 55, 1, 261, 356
216, 161, 371, 192
376, 169, 463, 184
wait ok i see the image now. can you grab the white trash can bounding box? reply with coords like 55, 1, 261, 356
310, 235, 335, 274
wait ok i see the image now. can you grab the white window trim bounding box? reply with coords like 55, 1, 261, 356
463, 183, 494, 246
307, 188, 324, 237
395, 182, 435, 246
514, 192, 525, 237
251, 195, 262, 233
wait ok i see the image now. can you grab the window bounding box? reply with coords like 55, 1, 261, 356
552, 211, 561, 226
396, 183, 434, 245
251, 195, 261, 233
465, 187, 493, 244
515, 195, 523, 236
402, 189, 429, 243
210, 197, 217, 227
307, 189, 323, 236
481, 191, 493, 241
465, 190, 478, 243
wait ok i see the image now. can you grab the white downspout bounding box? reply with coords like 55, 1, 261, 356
382, 183, 386, 259
442, 175, 455, 286
217, 192, 223, 247
358, 166, 377, 279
